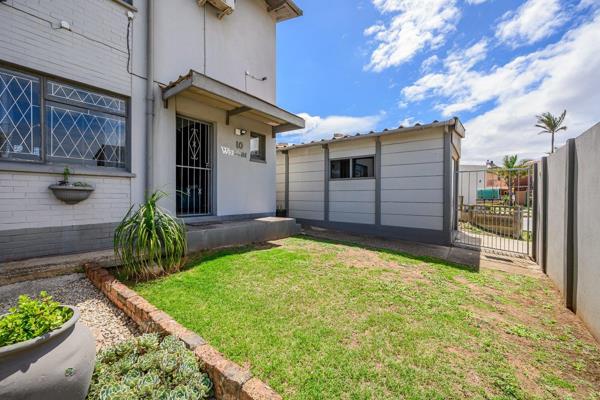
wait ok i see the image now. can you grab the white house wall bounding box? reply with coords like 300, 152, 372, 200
154, 0, 276, 103
154, 94, 276, 217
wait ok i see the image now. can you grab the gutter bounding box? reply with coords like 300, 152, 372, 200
145, 0, 154, 195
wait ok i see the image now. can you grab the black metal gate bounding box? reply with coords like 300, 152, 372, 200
454, 166, 535, 256
176, 116, 213, 217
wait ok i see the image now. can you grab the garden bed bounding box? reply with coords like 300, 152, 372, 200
126, 236, 600, 399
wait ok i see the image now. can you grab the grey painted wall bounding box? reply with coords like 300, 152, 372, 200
573, 123, 600, 341
545, 144, 568, 297
0, 0, 131, 95
537, 122, 600, 342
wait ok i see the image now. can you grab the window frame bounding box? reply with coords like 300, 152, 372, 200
329, 155, 376, 181
249, 132, 266, 163
0, 64, 130, 172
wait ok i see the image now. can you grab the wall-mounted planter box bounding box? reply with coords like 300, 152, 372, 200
49, 185, 94, 205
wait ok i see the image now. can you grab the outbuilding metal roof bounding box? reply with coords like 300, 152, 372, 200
277, 117, 465, 150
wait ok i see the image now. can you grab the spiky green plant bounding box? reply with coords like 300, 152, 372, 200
114, 191, 186, 281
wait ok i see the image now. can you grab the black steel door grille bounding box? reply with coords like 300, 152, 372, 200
176, 116, 213, 217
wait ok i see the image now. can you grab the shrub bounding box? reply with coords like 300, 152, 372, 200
0, 291, 73, 347
87, 334, 212, 400
114, 191, 187, 281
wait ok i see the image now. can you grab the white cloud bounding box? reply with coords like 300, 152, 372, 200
278, 112, 384, 144
402, 38, 491, 110
398, 117, 422, 127
495, 0, 567, 47
456, 14, 600, 163
466, 0, 489, 4
420, 54, 440, 72
399, 11, 600, 163
364, 0, 461, 71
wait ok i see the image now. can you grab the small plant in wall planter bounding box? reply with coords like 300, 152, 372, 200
0, 291, 96, 400
49, 166, 95, 204
114, 191, 187, 281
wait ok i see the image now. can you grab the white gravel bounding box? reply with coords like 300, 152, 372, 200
0, 273, 140, 350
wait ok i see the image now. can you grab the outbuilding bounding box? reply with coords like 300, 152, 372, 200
276, 118, 464, 245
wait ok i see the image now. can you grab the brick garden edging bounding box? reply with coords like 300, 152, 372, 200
84, 263, 281, 400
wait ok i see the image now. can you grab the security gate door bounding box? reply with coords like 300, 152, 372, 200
454, 166, 536, 256
176, 116, 213, 217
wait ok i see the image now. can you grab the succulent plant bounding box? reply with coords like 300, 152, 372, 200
87, 334, 211, 400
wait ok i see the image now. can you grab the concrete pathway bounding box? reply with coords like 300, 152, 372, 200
0, 249, 118, 286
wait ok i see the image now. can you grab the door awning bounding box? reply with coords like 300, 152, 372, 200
161, 70, 305, 135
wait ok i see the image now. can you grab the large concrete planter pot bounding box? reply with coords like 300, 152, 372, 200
0, 307, 96, 400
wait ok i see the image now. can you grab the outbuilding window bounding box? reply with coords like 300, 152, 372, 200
330, 156, 374, 179
250, 132, 266, 162
330, 159, 350, 179
353, 157, 374, 178
0, 65, 128, 170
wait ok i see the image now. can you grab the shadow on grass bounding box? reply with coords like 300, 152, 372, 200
297, 233, 479, 274
183, 241, 282, 270
120, 234, 478, 286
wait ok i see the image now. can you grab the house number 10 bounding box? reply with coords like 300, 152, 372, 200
236, 141, 244, 149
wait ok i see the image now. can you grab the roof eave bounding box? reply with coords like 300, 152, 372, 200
162, 70, 305, 132
265, 0, 303, 22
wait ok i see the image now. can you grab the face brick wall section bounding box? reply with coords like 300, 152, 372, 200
0, 0, 131, 95
0, 171, 131, 231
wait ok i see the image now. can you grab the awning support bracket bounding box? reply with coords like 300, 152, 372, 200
226, 106, 251, 125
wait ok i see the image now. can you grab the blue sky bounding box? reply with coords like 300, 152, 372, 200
275, 0, 600, 163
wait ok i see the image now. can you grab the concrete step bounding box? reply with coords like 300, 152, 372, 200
186, 217, 301, 253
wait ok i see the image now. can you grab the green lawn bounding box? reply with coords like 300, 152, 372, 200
131, 236, 600, 400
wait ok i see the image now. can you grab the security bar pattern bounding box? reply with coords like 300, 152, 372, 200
48, 81, 126, 115
176, 116, 213, 217
0, 68, 41, 159
47, 105, 126, 168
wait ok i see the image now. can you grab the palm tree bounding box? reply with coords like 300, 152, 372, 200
495, 155, 531, 206
535, 110, 567, 154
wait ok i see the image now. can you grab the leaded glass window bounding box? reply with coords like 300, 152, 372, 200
0, 68, 41, 161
